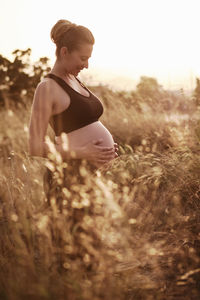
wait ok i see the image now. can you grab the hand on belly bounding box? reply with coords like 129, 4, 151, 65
55, 121, 118, 166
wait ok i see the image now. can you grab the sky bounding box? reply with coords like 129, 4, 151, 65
1, 0, 200, 90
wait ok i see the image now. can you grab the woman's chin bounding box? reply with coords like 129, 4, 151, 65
70, 69, 81, 76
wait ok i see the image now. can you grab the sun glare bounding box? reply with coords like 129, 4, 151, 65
1, 0, 200, 89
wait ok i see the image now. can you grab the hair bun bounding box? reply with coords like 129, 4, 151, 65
50, 19, 76, 45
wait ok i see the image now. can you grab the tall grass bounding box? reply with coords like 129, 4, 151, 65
0, 88, 200, 299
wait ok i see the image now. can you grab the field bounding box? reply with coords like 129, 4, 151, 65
0, 83, 200, 300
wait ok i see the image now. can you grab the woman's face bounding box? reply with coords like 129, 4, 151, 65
61, 43, 93, 76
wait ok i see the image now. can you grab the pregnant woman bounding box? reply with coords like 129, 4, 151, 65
28, 19, 118, 198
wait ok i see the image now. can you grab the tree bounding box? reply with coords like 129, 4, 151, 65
29, 57, 51, 91
0, 48, 50, 107
136, 76, 163, 100
135, 76, 166, 111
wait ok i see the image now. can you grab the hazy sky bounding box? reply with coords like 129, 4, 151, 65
1, 0, 200, 90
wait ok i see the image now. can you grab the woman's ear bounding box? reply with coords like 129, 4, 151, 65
60, 46, 69, 58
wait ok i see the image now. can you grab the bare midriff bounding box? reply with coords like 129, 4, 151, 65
55, 121, 114, 151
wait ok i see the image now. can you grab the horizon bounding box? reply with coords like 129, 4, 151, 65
2, 49, 197, 92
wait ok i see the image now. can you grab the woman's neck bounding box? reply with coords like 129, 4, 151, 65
51, 60, 72, 80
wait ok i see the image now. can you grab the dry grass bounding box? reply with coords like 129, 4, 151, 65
0, 90, 200, 300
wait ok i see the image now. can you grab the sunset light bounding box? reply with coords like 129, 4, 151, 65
1, 0, 200, 90
1, 1, 200, 299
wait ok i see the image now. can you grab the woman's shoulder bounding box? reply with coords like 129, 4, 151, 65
35, 77, 56, 93
33, 76, 70, 112
34, 77, 61, 101
33, 78, 56, 109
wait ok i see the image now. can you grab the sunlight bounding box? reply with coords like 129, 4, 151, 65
1, 0, 200, 89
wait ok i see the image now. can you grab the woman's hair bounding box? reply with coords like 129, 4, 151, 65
51, 19, 95, 57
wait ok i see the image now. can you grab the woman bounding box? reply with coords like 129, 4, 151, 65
28, 19, 118, 196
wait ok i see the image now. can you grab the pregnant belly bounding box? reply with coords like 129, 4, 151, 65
55, 121, 114, 149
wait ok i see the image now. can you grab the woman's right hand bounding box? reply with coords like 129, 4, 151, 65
82, 139, 115, 167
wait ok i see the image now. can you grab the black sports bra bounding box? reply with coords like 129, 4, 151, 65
45, 73, 104, 135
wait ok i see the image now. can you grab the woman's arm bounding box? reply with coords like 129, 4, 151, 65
28, 81, 57, 158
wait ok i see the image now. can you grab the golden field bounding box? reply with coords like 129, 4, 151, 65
0, 81, 200, 300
